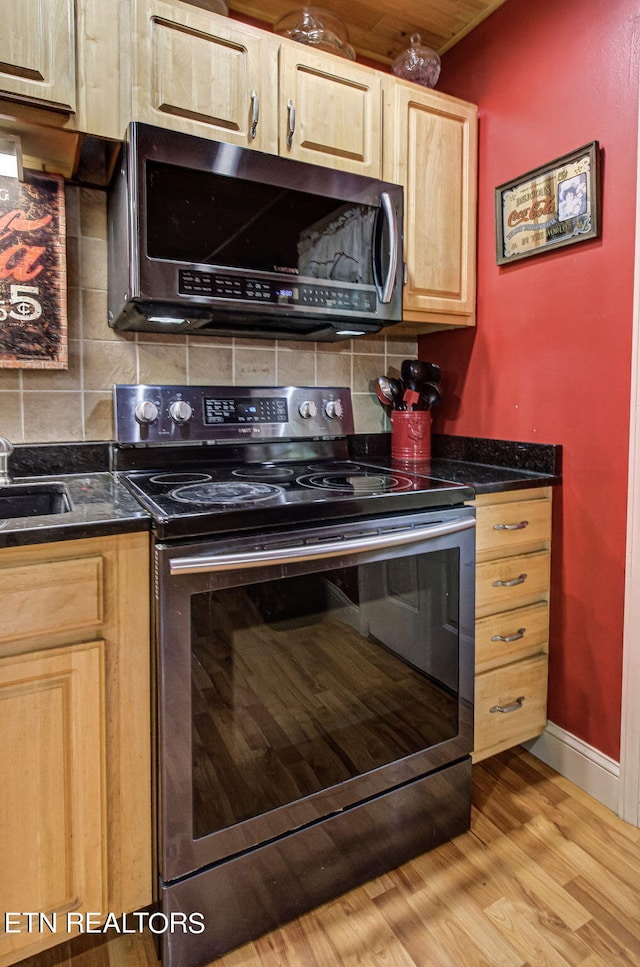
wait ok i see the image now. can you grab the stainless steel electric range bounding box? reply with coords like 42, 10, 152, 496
113, 384, 476, 967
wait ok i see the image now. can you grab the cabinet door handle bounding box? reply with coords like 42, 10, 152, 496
490, 696, 525, 714
286, 98, 296, 148
491, 628, 526, 643
249, 89, 259, 139
494, 520, 529, 531
492, 573, 527, 588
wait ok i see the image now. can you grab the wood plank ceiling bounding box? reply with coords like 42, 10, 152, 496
227, 0, 509, 66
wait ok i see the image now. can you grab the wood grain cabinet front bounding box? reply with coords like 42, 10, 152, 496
126, 0, 279, 151
278, 41, 382, 176
0, 533, 151, 967
0, 642, 105, 967
0, 0, 76, 114
124, 1, 383, 173
471, 487, 552, 762
383, 77, 478, 332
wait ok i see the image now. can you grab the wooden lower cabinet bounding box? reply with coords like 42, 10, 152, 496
472, 488, 552, 762
0, 533, 151, 966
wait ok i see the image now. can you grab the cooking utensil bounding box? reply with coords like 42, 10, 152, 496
387, 377, 405, 409
401, 359, 441, 385
375, 376, 395, 406
420, 382, 442, 409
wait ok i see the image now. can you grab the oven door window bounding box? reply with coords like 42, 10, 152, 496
191, 549, 459, 839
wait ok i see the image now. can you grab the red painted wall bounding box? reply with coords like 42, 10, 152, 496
421, 0, 639, 760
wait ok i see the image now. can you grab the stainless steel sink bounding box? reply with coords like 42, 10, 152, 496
0, 482, 73, 518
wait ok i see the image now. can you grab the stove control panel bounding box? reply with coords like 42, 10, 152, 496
114, 385, 355, 445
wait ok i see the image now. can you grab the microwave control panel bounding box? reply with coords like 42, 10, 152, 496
178, 270, 377, 313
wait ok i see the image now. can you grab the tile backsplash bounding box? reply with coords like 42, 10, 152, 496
0, 186, 416, 444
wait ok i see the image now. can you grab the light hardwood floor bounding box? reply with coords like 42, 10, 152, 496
18, 747, 640, 967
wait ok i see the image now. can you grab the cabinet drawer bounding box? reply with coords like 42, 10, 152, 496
0, 556, 103, 645
476, 550, 550, 618
476, 602, 549, 673
474, 654, 548, 760
476, 497, 551, 556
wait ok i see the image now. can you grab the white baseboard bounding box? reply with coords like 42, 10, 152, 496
523, 721, 621, 814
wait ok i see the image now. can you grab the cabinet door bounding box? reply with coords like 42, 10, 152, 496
383, 79, 477, 328
279, 43, 382, 176
0, 642, 105, 965
0, 0, 76, 113
129, 0, 278, 151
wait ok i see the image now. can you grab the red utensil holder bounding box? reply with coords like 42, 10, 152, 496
391, 410, 432, 462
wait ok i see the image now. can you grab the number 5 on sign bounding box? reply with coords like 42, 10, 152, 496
0, 285, 43, 322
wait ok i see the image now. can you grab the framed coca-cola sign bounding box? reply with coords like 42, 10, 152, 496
495, 141, 601, 265
0, 171, 67, 369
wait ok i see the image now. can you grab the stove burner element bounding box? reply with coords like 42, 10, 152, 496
150, 472, 212, 485
232, 466, 295, 482
169, 481, 285, 507
297, 471, 411, 494
307, 461, 361, 472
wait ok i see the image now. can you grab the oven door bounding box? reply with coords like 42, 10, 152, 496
156, 506, 475, 884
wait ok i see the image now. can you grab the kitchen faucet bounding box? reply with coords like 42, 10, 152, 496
0, 436, 14, 485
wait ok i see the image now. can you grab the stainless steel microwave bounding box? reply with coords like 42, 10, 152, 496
107, 123, 404, 342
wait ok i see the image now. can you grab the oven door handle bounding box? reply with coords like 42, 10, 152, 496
168, 517, 475, 575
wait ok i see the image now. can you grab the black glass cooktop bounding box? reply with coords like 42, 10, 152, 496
120, 458, 473, 539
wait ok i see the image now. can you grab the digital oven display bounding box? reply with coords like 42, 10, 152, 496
203, 397, 289, 425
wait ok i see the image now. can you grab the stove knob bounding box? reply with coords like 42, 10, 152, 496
169, 400, 193, 424
134, 400, 159, 425
298, 400, 318, 420
325, 399, 344, 420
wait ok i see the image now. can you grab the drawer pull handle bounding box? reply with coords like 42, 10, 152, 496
492, 628, 526, 643
490, 696, 525, 714
494, 520, 529, 530
492, 573, 527, 588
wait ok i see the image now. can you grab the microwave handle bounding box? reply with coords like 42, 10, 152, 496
376, 192, 399, 305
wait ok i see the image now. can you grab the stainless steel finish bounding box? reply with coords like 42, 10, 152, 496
490, 696, 525, 714
168, 516, 476, 575
492, 573, 527, 587
286, 98, 296, 148
107, 122, 404, 342
0, 436, 14, 485
378, 191, 399, 305
249, 89, 259, 139
157, 505, 476, 884
493, 520, 529, 530
491, 628, 526, 643
113, 384, 355, 445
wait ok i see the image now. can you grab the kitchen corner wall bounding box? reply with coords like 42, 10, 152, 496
0, 186, 416, 444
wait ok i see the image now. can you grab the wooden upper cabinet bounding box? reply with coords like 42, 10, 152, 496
0, 0, 76, 113
278, 42, 382, 176
127, 0, 278, 151
383, 78, 478, 330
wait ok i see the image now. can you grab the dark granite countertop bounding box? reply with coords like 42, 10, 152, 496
0, 471, 150, 549
1, 434, 561, 548
350, 432, 562, 494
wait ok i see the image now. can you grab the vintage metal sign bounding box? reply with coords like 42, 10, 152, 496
0, 171, 67, 368
495, 142, 600, 265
